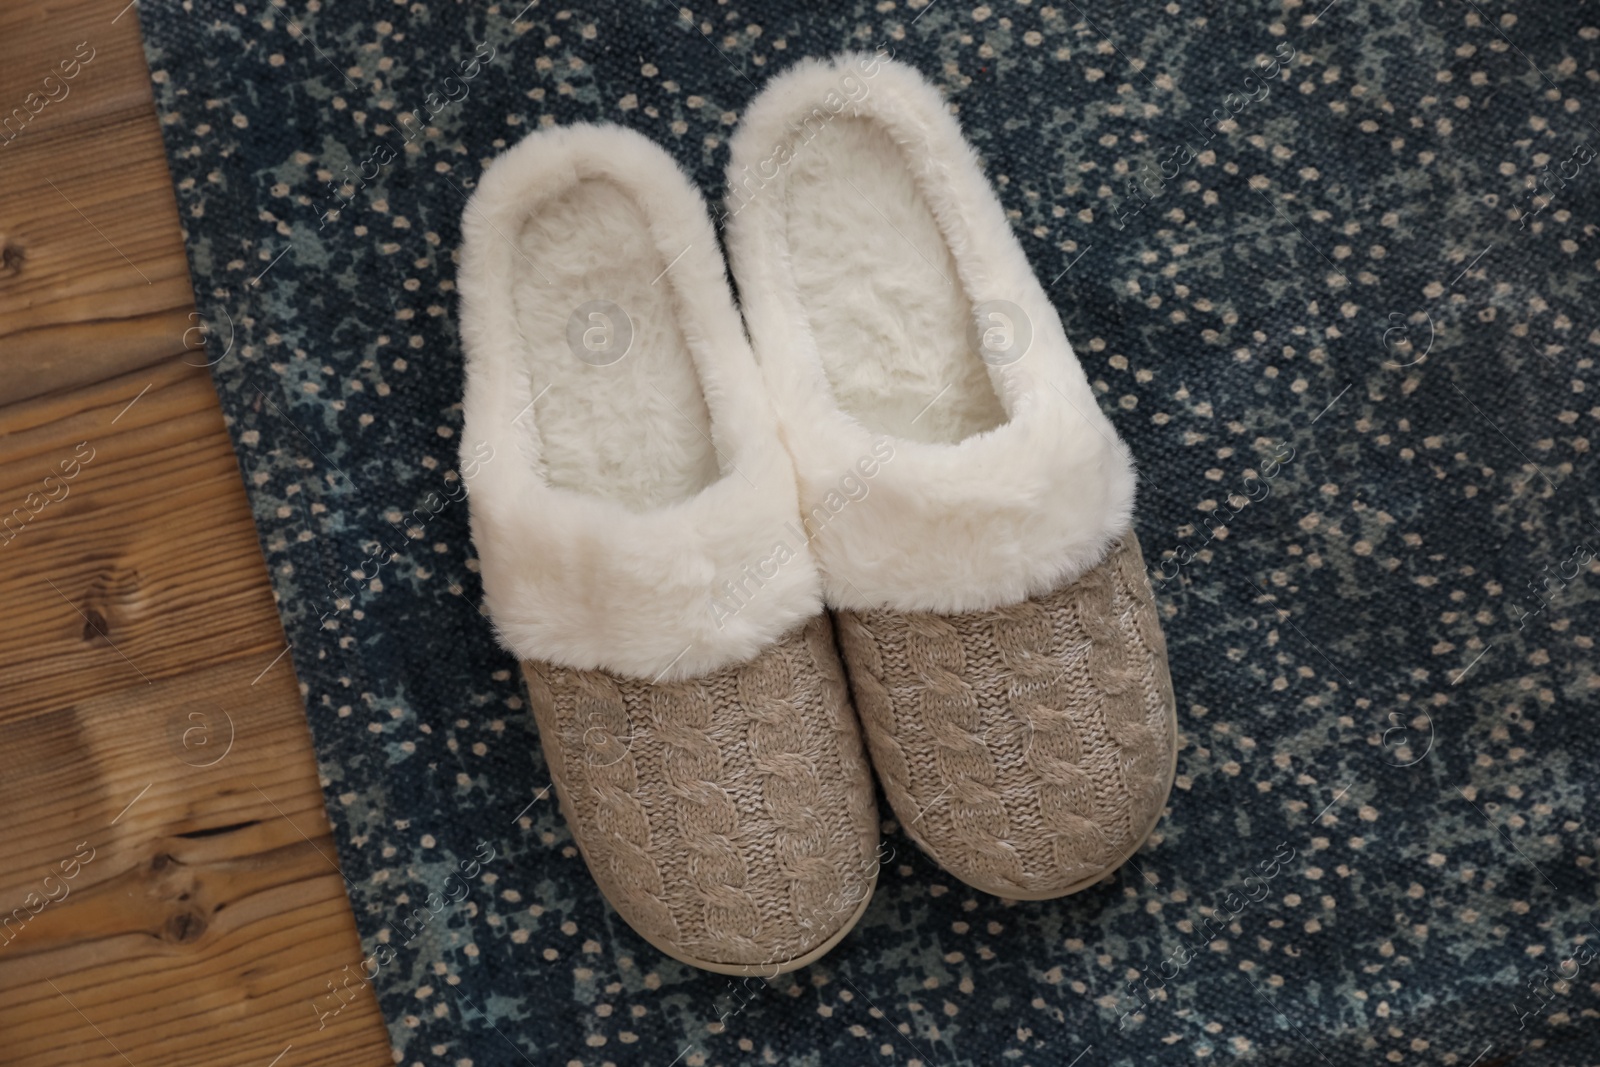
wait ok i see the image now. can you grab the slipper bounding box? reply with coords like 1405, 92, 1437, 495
458, 123, 879, 971
724, 55, 1177, 899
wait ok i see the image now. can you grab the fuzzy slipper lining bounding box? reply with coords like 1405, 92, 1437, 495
459, 124, 820, 681
725, 55, 1138, 614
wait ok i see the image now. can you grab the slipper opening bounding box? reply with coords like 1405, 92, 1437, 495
508, 176, 720, 509
780, 115, 1008, 446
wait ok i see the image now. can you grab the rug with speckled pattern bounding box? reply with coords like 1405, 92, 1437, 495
140, 1, 1600, 1064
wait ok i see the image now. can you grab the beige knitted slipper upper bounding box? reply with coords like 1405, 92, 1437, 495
524, 615, 878, 972
836, 537, 1176, 899
458, 124, 879, 971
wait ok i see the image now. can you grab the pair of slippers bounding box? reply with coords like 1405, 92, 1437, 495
458, 54, 1177, 976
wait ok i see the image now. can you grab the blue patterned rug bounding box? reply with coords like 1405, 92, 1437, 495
141, 2, 1600, 1064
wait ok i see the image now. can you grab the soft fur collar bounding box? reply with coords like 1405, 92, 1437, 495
458, 124, 821, 681
725, 55, 1138, 614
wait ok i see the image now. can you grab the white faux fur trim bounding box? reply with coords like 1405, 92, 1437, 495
724, 54, 1138, 614
458, 124, 821, 681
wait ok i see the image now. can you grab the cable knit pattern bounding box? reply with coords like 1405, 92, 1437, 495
836, 535, 1176, 899
523, 614, 878, 971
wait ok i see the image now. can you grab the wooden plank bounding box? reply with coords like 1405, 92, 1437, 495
0, 3, 394, 1065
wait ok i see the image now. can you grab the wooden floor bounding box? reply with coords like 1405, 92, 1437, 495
0, 3, 392, 1065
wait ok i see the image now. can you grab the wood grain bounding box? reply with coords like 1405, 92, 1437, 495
0, 3, 393, 1065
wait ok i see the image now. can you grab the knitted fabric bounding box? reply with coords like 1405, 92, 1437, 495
522, 614, 878, 969
836, 536, 1176, 898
